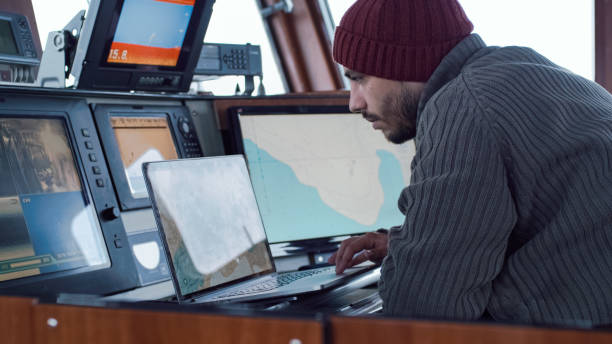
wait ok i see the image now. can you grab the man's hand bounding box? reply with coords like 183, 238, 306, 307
328, 231, 388, 274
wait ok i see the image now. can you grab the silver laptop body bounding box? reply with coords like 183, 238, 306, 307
142, 155, 368, 304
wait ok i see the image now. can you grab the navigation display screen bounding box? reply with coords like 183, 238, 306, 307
107, 0, 196, 66
0, 19, 18, 56
239, 113, 416, 243
111, 116, 179, 199
0, 118, 109, 282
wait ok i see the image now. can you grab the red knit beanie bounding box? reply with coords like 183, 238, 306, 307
333, 0, 473, 82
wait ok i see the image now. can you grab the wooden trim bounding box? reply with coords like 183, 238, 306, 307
213, 92, 349, 130
33, 304, 324, 344
0, 296, 35, 344
2, 296, 612, 344
595, 0, 612, 92
260, 0, 343, 92
330, 316, 612, 344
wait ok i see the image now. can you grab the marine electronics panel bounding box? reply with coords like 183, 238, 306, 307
72, 0, 215, 92
0, 95, 138, 296
0, 10, 40, 84
93, 104, 203, 286
93, 104, 203, 211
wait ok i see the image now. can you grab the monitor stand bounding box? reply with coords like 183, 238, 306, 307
283, 237, 340, 254
271, 237, 348, 270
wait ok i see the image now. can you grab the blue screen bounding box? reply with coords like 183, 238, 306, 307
0, 118, 109, 282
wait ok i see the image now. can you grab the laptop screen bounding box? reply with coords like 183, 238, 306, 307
143, 156, 274, 299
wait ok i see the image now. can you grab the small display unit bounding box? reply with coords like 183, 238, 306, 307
0, 10, 39, 84
93, 104, 203, 210
0, 95, 138, 296
230, 105, 416, 250
71, 0, 214, 92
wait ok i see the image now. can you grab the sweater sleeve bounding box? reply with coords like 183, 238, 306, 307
379, 77, 518, 319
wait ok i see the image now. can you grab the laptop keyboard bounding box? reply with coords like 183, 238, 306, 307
211, 266, 336, 299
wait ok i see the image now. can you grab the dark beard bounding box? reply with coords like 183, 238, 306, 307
386, 86, 420, 144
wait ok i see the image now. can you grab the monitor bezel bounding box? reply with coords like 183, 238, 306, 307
0, 14, 21, 57
73, 0, 214, 92
93, 104, 193, 211
228, 105, 377, 248
0, 96, 139, 296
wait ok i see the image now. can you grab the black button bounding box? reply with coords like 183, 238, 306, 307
81, 128, 90, 137
92, 166, 102, 175
114, 239, 123, 248
89, 153, 97, 162
96, 178, 104, 187
102, 207, 120, 221
85, 141, 93, 150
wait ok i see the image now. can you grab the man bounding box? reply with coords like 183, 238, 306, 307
328, 0, 612, 327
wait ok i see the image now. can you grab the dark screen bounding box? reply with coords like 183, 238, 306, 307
0, 20, 18, 55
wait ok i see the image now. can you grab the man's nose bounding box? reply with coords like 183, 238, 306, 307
349, 90, 366, 114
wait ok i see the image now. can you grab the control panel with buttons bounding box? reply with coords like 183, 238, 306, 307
195, 43, 262, 77
177, 115, 202, 158
93, 104, 203, 210
137, 75, 180, 88
0, 95, 142, 295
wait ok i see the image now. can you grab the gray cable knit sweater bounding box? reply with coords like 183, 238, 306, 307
378, 34, 612, 327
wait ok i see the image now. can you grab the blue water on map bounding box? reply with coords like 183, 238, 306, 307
243, 139, 407, 243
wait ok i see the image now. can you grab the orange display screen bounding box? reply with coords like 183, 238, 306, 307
107, 0, 195, 67
112, 116, 179, 198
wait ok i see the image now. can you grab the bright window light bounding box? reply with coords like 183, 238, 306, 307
327, 0, 594, 80
197, 0, 287, 95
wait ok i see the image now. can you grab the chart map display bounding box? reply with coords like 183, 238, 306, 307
239, 113, 416, 243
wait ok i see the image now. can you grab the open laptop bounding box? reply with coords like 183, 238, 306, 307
142, 155, 371, 304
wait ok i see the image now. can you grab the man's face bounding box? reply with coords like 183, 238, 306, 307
345, 69, 425, 144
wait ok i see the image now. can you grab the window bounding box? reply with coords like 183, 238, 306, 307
195, 0, 287, 95
459, 0, 594, 80
327, 0, 595, 80
327, 0, 355, 29
32, 0, 89, 47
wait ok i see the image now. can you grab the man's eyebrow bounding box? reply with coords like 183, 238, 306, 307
344, 70, 362, 78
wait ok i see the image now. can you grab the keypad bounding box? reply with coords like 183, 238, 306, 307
182, 140, 201, 158
211, 266, 335, 299
222, 49, 248, 70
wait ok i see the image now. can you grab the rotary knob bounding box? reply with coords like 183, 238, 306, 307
101, 206, 120, 221
178, 117, 191, 138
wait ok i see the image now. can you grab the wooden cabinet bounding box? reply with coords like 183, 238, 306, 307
32, 304, 323, 344
1, 296, 610, 344
330, 316, 612, 344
